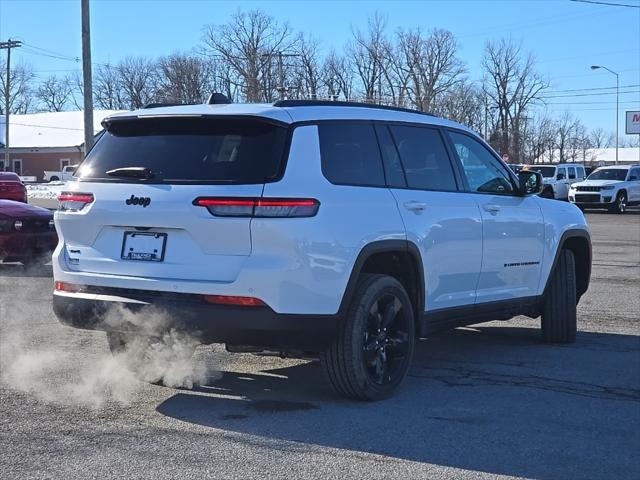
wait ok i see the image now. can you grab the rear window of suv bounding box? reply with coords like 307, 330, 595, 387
76, 117, 288, 184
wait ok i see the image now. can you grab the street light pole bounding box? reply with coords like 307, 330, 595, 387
591, 65, 619, 165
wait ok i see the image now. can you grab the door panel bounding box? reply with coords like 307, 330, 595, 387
475, 195, 544, 302
392, 190, 483, 310
445, 130, 545, 302
556, 167, 569, 199
379, 124, 482, 311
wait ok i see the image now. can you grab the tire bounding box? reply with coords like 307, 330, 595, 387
320, 274, 415, 401
49, 176, 59, 182
608, 191, 627, 214
106, 332, 197, 385
541, 249, 577, 344
540, 187, 554, 199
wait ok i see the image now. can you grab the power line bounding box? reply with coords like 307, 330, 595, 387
569, 0, 640, 8
544, 100, 640, 105
458, 4, 616, 39
541, 89, 640, 98
20, 42, 79, 62
546, 84, 640, 93
10, 122, 83, 131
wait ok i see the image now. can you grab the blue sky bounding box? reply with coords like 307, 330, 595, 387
1, 0, 639, 139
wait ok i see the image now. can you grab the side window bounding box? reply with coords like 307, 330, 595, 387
568, 167, 576, 180
629, 168, 640, 181
446, 130, 515, 194
374, 124, 406, 188
577, 166, 585, 179
557, 167, 567, 180
318, 123, 385, 187
388, 125, 457, 191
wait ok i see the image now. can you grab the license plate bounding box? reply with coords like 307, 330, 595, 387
121, 231, 167, 262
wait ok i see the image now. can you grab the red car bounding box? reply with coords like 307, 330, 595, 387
0, 172, 27, 203
0, 200, 58, 266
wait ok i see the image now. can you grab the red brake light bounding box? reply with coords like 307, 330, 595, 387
58, 192, 94, 211
203, 294, 266, 307
55, 281, 84, 293
193, 197, 319, 218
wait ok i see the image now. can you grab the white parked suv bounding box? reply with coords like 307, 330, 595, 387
569, 165, 640, 214
52, 99, 592, 400
522, 163, 586, 200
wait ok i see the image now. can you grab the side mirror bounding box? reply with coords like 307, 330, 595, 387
556, 173, 565, 180
629, 175, 638, 181
518, 171, 543, 196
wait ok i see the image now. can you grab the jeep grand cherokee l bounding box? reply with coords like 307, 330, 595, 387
52, 99, 591, 401
569, 165, 640, 213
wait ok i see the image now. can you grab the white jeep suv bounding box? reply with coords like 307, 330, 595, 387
522, 163, 586, 200
52, 99, 592, 400
569, 165, 640, 214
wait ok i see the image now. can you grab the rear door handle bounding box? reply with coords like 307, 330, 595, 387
483, 204, 500, 214
404, 201, 427, 212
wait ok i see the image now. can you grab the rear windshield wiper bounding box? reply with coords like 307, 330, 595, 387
106, 167, 154, 179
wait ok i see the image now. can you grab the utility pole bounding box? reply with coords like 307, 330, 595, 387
263, 51, 300, 100
81, 0, 94, 155
1, 39, 22, 171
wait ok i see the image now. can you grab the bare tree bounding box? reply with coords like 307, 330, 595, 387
322, 51, 354, 100
290, 34, 321, 99
36, 75, 74, 111
349, 13, 391, 103
94, 63, 126, 110
158, 53, 217, 104
554, 112, 580, 163
482, 38, 548, 161
525, 114, 555, 164
0, 59, 36, 114
202, 9, 294, 102
397, 28, 466, 112
589, 127, 614, 149
118, 57, 160, 108
433, 80, 483, 131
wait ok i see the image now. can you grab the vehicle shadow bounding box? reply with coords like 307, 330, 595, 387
156, 326, 640, 479
0, 262, 53, 278
585, 207, 640, 216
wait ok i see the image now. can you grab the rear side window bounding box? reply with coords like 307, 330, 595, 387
318, 123, 385, 187
568, 167, 576, 179
389, 125, 457, 191
77, 117, 287, 183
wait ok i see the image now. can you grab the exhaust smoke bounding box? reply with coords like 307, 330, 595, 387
0, 300, 212, 409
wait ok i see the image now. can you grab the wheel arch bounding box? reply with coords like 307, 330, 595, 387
544, 229, 592, 301
339, 240, 424, 330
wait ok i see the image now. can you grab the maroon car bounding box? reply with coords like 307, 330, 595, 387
0, 200, 58, 265
0, 172, 27, 203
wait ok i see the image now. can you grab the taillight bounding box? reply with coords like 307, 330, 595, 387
54, 281, 84, 293
58, 192, 94, 211
193, 197, 320, 218
202, 294, 266, 307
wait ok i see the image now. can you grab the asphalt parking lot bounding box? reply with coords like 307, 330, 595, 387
1, 210, 638, 480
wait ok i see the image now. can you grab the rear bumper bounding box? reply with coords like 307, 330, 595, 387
52, 288, 340, 351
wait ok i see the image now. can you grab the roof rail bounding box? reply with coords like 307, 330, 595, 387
273, 99, 433, 116
142, 102, 187, 109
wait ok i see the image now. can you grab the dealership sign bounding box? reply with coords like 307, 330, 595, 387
627, 111, 640, 135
